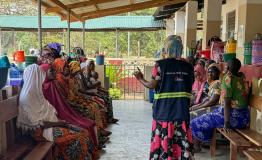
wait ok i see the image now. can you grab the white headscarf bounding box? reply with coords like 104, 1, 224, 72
17, 64, 58, 131
80, 62, 87, 69
86, 59, 94, 65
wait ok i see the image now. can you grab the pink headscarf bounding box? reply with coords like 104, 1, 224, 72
192, 64, 207, 104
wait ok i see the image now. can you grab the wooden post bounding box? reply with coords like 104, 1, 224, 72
210, 129, 217, 159
230, 143, 238, 160
37, 0, 42, 50
82, 21, 85, 51
67, 10, 71, 53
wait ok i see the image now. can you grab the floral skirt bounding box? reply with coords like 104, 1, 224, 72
190, 106, 250, 142
150, 119, 194, 160
34, 125, 98, 160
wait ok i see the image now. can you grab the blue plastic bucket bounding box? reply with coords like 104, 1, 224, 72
149, 89, 154, 103
96, 55, 104, 65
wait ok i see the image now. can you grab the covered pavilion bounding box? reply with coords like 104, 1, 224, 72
0, 0, 262, 160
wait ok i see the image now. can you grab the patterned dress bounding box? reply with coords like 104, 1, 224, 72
191, 73, 250, 142
34, 125, 98, 160
81, 72, 115, 121
67, 74, 108, 129
150, 63, 194, 160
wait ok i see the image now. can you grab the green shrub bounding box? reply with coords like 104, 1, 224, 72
109, 88, 122, 100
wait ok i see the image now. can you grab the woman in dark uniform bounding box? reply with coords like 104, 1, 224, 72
134, 35, 195, 160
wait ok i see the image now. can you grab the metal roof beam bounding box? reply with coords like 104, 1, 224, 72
81, 0, 189, 20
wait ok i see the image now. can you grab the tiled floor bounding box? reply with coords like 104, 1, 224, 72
100, 100, 243, 160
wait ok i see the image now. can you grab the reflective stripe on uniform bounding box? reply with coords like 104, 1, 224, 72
154, 92, 192, 100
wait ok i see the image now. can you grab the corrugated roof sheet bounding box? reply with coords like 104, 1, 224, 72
0, 15, 165, 31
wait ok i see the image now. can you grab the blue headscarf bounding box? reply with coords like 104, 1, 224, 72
164, 35, 183, 58
46, 42, 62, 58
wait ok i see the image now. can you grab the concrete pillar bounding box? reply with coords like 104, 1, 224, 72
202, 0, 222, 49
174, 11, 185, 43
95, 65, 106, 88
184, 1, 198, 56
165, 18, 175, 37
237, 0, 262, 61
144, 66, 154, 101
238, 0, 262, 44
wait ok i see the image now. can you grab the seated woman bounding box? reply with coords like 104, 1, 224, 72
190, 64, 221, 151
82, 60, 118, 124
37, 43, 61, 65
17, 64, 98, 160
38, 47, 56, 65
73, 47, 87, 63
191, 58, 250, 152
192, 63, 208, 105
190, 64, 221, 113
67, 61, 111, 137
40, 60, 98, 147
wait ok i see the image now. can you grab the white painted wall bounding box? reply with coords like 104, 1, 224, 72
221, 0, 239, 41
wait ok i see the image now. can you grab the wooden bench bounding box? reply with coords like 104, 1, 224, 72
0, 87, 54, 160
210, 95, 262, 160
244, 150, 262, 160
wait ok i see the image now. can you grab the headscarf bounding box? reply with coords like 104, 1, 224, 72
192, 64, 207, 104
53, 58, 66, 73
17, 64, 58, 132
47, 42, 62, 57
163, 35, 183, 58
86, 59, 94, 66
194, 64, 206, 82
52, 58, 69, 97
69, 61, 81, 75
80, 62, 88, 69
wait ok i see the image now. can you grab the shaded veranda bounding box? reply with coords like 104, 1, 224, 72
100, 100, 245, 160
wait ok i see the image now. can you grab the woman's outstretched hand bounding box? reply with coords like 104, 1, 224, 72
134, 71, 144, 80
